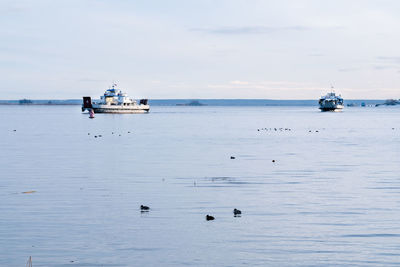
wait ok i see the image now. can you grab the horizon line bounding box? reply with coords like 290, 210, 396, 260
0, 98, 394, 101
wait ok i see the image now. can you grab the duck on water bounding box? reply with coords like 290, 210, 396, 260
82, 83, 149, 114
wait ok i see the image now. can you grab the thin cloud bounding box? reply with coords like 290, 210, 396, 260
373, 65, 393, 70
190, 25, 344, 35
0, 3, 31, 14
230, 80, 249, 85
207, 80, 319, 91
338, 67, 361, 72
78, 78, 106, 82
377, 56, 400, 63
190, 26, 309, 35
374, 56, 400, 71
309, 53, 324, 57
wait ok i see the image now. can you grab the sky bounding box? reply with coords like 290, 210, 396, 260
1, 0, 400, 99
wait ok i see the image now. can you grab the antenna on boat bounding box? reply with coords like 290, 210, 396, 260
110, 80, 118, 90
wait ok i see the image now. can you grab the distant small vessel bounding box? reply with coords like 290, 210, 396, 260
375, 99, 400, 107
19, 99, 33, 105
82, 83, 149, 114
176, 100, 206, 106
319, 91, 344, 111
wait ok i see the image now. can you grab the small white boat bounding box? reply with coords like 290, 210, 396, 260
319, 91, 344, 112
82, 84, 149, 114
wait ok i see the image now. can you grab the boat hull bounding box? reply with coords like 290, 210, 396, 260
82, 104, 150, 114
319, 105, 344, 112
92, 108, 149, 114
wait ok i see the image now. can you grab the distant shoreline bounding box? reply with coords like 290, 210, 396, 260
0, 99, 391, 107
0, 103, 78, 105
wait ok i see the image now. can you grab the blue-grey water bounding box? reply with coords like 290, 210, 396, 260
1, 105, 399, 266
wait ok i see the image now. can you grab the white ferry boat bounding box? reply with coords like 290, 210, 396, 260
82, 84, 149, 114
319, 91, 344, 112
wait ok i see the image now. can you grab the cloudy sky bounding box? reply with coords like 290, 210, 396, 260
1, 0, 399, 99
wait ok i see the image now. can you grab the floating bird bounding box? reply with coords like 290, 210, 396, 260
233, 208, 242, 216
140, 205, 150, 211
22, 190, 36, 194
206, 215, 215, 221
230, 156, 236, 159
272, 160, 275, 163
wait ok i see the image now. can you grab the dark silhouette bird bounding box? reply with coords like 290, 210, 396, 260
233, 209, 242, 216
272, 160, 275, 163
140, 205, 150, 211
230, 156, 236, 159
206, 215, 215, 221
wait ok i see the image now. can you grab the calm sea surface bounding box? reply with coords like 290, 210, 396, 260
1, 105, 400, 266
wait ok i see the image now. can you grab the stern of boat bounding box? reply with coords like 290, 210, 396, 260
82, 96, 93, 112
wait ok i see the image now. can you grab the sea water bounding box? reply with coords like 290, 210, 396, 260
0, 105, 399, 266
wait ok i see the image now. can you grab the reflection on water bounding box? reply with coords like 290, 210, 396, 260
0, 105, 400, 266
